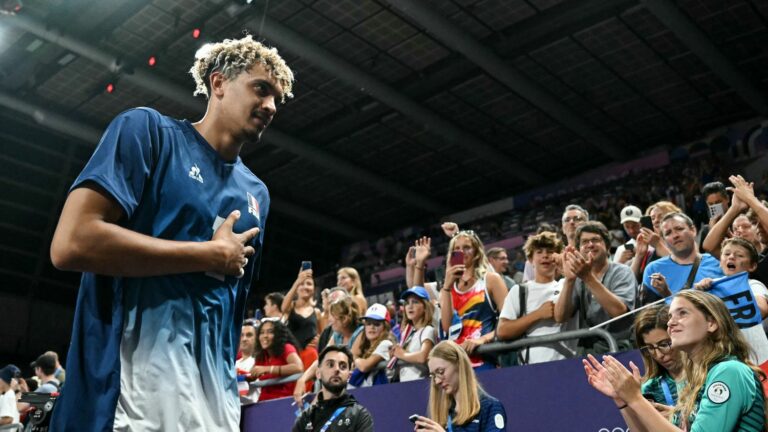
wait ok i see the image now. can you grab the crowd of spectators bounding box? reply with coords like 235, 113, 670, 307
235, 153, 768, 416
1, 351, 66, 429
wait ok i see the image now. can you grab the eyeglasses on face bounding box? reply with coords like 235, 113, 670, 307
563, 216, 585, 223
641, 340, 673, 354
428, 367, 447, 381
580, 237, 604, 246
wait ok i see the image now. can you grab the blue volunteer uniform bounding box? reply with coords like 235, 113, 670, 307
50, 108, 269, 431
449, 391, 507, 432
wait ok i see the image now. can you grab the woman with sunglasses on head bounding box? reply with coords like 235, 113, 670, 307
585, 290, 766, 432
440, 231, 507, 370
412, 340, 507, 432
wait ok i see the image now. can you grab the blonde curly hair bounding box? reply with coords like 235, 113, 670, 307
189, 35, 294, 102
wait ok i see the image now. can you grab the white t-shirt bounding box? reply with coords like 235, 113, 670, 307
353, 340, 394, 388
612, 238, 636, 264
234, 356, 259, 403
499, 279, 577, 364
0, 388, 19, 424
743, 279, 768, 365
398, 326, 436, 382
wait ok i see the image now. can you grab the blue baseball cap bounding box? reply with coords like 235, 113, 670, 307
0, 364, 20, 384
400, 286, 430, 301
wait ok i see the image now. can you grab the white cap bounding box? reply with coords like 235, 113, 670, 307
620, 205, 642, 224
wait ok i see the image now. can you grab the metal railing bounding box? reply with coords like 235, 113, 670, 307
248, 373, 303, 389
476, 328, 618, 356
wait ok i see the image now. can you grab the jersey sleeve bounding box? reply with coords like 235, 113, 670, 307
690, 361, 758, 432
71, 108, 160, 218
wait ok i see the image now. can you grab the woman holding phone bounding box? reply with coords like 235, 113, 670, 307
439, 230, 507, 369
584, 290, 765, 431
412, 341, 506, 431
282, 265, 322, 392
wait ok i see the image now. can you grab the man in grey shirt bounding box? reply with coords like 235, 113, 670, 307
554, 221, 637, 352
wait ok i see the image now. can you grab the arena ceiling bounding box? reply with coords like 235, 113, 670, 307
0, 0, 767, 314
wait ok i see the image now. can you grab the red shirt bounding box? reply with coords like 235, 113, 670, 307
255, 343, 298, 401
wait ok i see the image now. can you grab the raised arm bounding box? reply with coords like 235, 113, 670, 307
412, 237, 432, 288
282, 269, 313, 317
50, 185, 257, 277
702, 192, 744, 257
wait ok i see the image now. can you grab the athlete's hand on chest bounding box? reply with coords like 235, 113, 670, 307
209, 210, 260, 277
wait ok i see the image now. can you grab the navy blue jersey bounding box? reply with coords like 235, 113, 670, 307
51, 108, 269, 431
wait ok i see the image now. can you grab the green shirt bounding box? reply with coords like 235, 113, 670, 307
641, 372, 678, 406
675, 358, 765, 432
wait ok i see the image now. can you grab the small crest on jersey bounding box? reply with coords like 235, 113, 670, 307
247, 192, 260, 221
188, 163, 203, 183
707, 381, 730, 404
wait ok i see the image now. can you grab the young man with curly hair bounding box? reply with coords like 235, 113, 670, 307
49, 35, 294, 430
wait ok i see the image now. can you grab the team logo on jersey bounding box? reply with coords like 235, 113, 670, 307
188, 164, 203, 183
707, 381, 730, 404
247, 192, 260, 221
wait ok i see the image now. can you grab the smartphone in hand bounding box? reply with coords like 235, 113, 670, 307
449, 251, 465, 267
301, 261, 312, 271
625, 242, 635, 252
639, 215, 654, 230
708, 203, 725, 219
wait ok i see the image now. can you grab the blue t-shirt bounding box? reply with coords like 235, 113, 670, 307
642, 253, 723, 296
50, 108, 269, 431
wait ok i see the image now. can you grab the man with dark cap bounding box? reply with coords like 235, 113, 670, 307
0, 364, 21, 425
30, 354, 60, 393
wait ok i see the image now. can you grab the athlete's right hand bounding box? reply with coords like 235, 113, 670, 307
210, 210, 260, 277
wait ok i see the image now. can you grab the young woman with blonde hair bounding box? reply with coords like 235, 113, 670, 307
440, 231, 507, 369
412, 340, 506, 432
337, 267, 368, 314
585, 290, 766, 431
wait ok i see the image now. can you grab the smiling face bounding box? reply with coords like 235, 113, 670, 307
578, 232, 608, 263
298, 277, 315, 299
668, 297, 717, 354
428, 357, 459, 396
257, 321, 275, 351
720, 243, 757, 276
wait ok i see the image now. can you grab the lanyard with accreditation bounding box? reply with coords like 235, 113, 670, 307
319, 407, 347, 432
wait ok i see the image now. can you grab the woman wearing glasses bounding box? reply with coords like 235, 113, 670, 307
440, 230, 507, 369
633, 304, 682, 418
585, 290, 765, 431
412, 341, 506, 432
